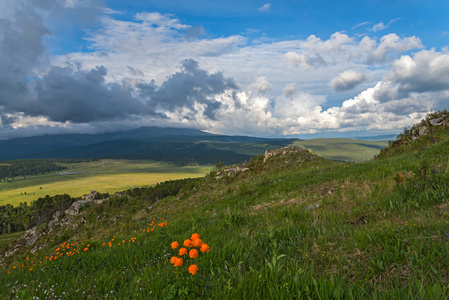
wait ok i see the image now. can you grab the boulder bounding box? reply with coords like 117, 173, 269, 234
83, 190, 99, 201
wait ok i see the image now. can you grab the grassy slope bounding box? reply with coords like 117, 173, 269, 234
0, 160, 212, 207
1, 132, 448, 298
291, 138, 388, 162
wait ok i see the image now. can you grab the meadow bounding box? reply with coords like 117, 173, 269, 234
292, 138, 388, 162
1, 121, 448, 298
2, 114, 449, 298
0, 160, 212, 207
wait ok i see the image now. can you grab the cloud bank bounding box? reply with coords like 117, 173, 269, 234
0, 2, 448, 140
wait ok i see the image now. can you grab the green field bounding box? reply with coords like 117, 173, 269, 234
0, 160, 212, 207
292, 138, 388, 162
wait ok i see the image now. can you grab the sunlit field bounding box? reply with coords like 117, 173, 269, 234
0, 160, 212, 206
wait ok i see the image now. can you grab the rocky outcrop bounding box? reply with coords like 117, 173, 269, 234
65, 200, 90, 215
65, 191, 106, 215
4, 226, 44, 257
83, 190, 99, 201
214, 166, 249, 179
263, 147, 311, 163
411, 114, 448, 140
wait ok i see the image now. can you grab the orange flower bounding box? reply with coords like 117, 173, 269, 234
200, 243, 210, 253
188, 264, 199, 275
191, 233, 200, 240
84, 247, 89, 251
29, 268, 33, 272
183, 239, 193, 247
171, 241, 179, 249
179, 247, 188, 256
170, 256, 177, 265
189, 249, 198, 259
174, 257, 183, 267
192, 238, 203, 247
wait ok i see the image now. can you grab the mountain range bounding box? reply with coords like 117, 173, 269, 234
0, 127, 392, 164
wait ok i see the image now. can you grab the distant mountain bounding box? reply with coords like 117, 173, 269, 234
0, 127, 211, 159
0, 127, 289, 164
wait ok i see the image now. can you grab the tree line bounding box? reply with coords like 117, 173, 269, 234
0, 158, 100, 181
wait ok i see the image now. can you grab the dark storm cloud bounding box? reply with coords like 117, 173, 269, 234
23, 65, 161, 123
147, 59, 238, 119
0, 6, 50, 109
0, 114, 17, 126
0, 3, 237, 127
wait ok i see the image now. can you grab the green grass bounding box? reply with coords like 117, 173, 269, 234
0, 160, 212, 206
0, 231, 23, 248
1, 131, 449, 298
291, 138, 388, 162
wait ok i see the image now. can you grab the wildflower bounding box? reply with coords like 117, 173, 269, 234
188, 264, 199, 275
171, 241, 179, 249
170, 257, 177, 265
192, 238, 203, 247
200, 243, 210, 253
179, 247, 188, 256
191, 233, 200, 240
174, 257, 183, 267
183, 239, 193, 247
84, 247, 89, 251
189, 249, 198, 259
29, 268, 33, 272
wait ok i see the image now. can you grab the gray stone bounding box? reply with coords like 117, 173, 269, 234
305, 203, 320, 210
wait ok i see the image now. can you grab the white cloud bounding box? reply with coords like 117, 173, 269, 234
283, 83, 297, 98
388, 49, 449, 93
352, 21, 371, 29
366, 34, 423, 63
369, 18, 400, 32
285, 52, 327, 70
370, 22, 388, 32
251, 77, 272, 93
257, 3, 271, 12
330, 70, 368, 92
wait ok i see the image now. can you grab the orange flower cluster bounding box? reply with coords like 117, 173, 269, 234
169, 233, 210, 275
158, 221, 168, 228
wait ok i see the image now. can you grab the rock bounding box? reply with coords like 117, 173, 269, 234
429, 115, 448, 126
214, 166, 249, 179
83, 190, 99, 201
411, 114, 449, 140
112, 215, 122, 222
263, 147, 310, 163
305, 203, 320, 210
65, 200, 90, 215
48, 211, 62, 232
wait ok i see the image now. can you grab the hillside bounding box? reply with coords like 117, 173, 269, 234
1, 112, 448, 298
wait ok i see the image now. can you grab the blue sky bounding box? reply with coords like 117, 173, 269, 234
0, 0, 448, 139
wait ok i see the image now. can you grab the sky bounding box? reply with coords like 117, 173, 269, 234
0, 0, 448, 139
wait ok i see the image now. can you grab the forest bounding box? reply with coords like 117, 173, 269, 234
0, 158, 102, 181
